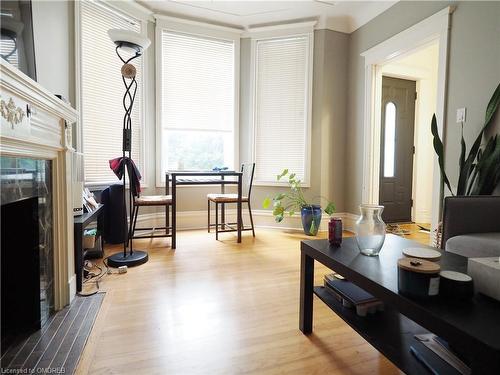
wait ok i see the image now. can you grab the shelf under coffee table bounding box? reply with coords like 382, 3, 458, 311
299, 235, 500, 374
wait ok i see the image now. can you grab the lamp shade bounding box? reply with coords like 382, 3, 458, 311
108, 29, 151, 53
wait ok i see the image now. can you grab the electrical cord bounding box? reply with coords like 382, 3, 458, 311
78, 255, 124, 297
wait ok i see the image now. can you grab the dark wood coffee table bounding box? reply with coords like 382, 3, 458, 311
299, 234, 500, 374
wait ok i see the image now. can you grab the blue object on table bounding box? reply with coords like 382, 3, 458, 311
301, 205, 322, 236
212, 166, 229, 171
410, 346, 439, 375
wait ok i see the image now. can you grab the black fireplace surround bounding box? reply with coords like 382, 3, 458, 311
1, 156, 54, 352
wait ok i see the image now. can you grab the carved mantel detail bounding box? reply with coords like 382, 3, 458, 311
0, 96, 25, 129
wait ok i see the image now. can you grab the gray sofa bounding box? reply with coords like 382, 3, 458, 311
442, 196, 500, 258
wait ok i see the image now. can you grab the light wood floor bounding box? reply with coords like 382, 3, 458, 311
76, 228, 426, 375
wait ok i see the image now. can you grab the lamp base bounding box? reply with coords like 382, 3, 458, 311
107, 250, 148, 268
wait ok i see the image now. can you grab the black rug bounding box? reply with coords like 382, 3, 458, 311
1, 292, 105, 374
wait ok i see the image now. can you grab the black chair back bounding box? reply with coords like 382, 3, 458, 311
240, 163, 255, 199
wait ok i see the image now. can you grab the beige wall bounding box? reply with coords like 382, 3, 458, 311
345, 1, 500, 214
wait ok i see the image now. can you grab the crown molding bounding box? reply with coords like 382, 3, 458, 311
242, 20, 317, 38
154, 14, 244, 34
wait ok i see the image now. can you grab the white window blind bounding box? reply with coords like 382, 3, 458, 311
253, 35, 311, 184
80, 1, 143, 184
160, 30, 235, 175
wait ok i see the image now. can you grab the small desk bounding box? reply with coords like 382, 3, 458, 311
300, 234, 500, 374
168, 171, 243, 249
74, 204, 104, 292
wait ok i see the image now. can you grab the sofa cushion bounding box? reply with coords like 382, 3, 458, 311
445, 232, 500, 258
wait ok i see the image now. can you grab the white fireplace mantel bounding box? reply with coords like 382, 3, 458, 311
1, 59, 79, 309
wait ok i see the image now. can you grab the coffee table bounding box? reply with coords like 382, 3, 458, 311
299, 234, 500, 374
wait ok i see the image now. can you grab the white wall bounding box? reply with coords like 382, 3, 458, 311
31, 0, 74, 106
381, 42, 439, 223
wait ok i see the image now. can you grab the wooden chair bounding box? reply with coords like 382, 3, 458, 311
130, 173, 173, 241
207, 163, 255, 240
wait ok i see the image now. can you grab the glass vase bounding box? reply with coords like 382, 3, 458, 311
355, 204, 386, 256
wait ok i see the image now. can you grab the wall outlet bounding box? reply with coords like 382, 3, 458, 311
456, 107, 466, 123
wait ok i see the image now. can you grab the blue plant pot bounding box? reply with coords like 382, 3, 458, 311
301, 205, 322, 236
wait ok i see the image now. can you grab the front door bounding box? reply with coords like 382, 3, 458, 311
379, 76, 416, 223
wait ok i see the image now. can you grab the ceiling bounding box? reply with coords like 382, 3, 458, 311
137, 1, 397, 34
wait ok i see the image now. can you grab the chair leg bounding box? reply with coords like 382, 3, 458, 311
248, 201, 255, 237
131, 205, 139, 238
166, 204, 169, 235
215, 202, 219, 240
208, 200, 211, 233
221, 202, 225, 230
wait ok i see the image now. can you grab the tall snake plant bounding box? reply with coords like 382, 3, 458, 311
432, 83, 500, 196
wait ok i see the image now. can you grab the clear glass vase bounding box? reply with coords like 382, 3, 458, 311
355, 204, 386, 256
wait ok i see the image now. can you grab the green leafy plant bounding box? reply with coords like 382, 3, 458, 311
262, 169, 336, 224
432, 83, 500, 195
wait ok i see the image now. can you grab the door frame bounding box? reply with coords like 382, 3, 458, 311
360, 6, 455, 242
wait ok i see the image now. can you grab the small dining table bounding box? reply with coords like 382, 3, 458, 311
166, 171, 243, 249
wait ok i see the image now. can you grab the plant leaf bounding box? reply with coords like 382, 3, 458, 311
459, 122, 466, 174
272, 204, 284, 217
431, 114, 454, 195
262, 197, 271, 209
484, 83, 500, 128
324, 202, 336, 216
274, 193, 286, 201
472, 135, 500, 195
309, 220, 316, 235
277, 169, 288, 181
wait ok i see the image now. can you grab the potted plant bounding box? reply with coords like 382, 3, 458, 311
262, 169, 336, 236
431, 83, 500, 196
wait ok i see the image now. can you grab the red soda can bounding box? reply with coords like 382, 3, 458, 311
328, 217, 342, 247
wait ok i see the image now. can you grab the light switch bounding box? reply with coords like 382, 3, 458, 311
456, 107, 466, 123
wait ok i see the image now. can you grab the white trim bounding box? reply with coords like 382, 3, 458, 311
1, 61, 77, 309
360, 6, 454, 242
242, 20, 317, 38
135, 209, 358, 233
154, 19, 241, 187
68, 274, 77, 304
103, 0, 154, 22
154, 14, 244, 35
250, 31, 314, 186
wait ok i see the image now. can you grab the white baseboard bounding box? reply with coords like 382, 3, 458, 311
68, 274, 76, 302
135, 210, 359, 233
414, 210, 431, 224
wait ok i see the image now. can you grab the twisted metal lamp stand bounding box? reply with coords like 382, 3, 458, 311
107, 45, 148, 267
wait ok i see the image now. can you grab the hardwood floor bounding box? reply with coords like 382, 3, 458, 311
76, 228, 422, 375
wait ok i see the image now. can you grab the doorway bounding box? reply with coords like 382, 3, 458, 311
360, 6, 453, 244
379, 76, 416, 223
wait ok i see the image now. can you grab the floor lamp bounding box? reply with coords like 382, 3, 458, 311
106, 29, 150, 268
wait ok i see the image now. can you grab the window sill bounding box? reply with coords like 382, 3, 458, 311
253, 181, 311, 188
85, 181, 150, 191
